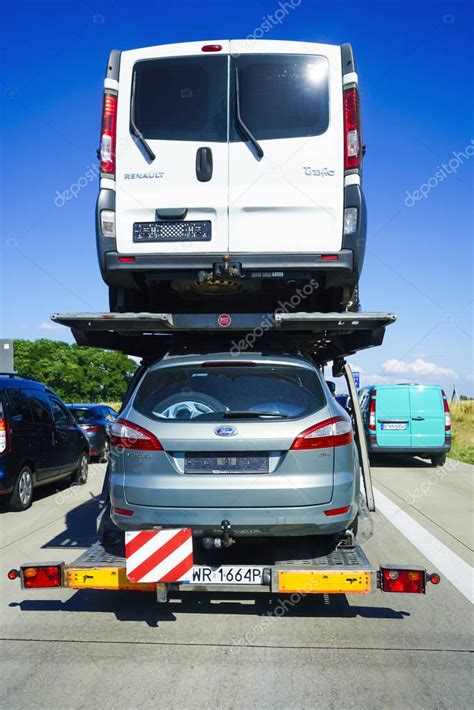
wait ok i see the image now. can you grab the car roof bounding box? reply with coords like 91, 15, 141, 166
0, 376, 47, 391
67, 403, 102, 408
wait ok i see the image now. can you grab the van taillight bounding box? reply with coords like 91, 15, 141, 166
344, 87, 361, 170
0, 418, 9, 454
291, 416, 353, 450
368, 390, 376, 431
110, 418, 163, 451
441, 390, 451, 434
100, 91, 118, 175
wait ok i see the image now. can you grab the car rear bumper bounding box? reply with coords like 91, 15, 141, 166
110, 489, 358, 536
96, 184, 366, 290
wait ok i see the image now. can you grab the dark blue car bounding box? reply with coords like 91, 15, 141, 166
67, 404, 117, 462
0, 376, 89, 510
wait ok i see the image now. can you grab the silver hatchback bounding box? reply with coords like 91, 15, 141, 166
109, 352, 360, 539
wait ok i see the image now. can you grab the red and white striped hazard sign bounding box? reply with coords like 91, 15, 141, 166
125, 528, 193, 583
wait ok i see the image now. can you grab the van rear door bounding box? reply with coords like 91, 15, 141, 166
375, 386, 411, 448
409, 386, 445, 448
115, 41, 229, 257
228, 40, 344, 255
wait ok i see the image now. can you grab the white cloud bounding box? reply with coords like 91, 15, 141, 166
382, 357, 457, 379
362, 373, 399, 385
39, 321, 65, 331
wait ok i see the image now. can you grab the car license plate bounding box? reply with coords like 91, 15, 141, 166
184, 453, 269, 474
133, 220, 211, 242
187, 566, 265, 585
381, 423, 407, 430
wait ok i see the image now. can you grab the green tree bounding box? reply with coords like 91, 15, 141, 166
13, 339, 137, 403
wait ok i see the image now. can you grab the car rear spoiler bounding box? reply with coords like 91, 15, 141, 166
52, 311, 396, 365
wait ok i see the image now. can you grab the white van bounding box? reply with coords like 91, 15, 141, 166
95, 40, 366, 312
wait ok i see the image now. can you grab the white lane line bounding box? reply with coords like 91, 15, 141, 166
373, 487, 474, 604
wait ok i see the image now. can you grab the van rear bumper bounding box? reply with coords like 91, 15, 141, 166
101, 250, 355, 289
367, 443, 451, 455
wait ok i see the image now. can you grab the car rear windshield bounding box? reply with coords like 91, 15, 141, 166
133, 56, 228, 142
69, 408, 96, 423
231, 54, 329, 140
133, 364, 326, 422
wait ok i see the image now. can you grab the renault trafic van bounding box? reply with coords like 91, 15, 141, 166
95, 40, 366, 313
359, 384, 451, 466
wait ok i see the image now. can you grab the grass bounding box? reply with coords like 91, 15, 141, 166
449, 401, 474, 465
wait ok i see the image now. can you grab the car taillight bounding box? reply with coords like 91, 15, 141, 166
368, 390, 377, 431
344, 87, 361, 170
291, 416, 353, 450
100, 91, 118, 175
81, 424, 100, 432
0, 418, 9, 454
441, 390, 451, 434
110, 418, 163, 451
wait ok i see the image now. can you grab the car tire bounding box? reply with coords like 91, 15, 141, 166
98, 439, 110, 464
73, 452, 89, 485
9, 465, 34, 511
431, 453, 446, 467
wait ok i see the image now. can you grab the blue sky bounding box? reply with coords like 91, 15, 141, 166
1, 0, 472, 395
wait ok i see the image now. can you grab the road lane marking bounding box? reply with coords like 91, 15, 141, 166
374, 487, 473, 604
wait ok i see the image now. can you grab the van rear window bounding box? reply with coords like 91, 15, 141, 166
133, 56, 228, 142
231, 54, 329, 141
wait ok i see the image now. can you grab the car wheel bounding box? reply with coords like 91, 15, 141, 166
73, 452, 89, 485
98, 439, 110, 463
9, 466, 34, 511
431, 453, 446, 467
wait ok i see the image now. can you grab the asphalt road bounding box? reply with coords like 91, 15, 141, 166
0, 458, 472, 709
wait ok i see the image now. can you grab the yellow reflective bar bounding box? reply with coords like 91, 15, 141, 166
278, 570, 372, 594
66, 567, 155, 592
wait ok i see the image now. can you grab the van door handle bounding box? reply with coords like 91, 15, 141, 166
196, 147, 213, 182
411, 416, 425, 421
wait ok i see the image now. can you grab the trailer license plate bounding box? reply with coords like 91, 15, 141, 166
133, 220, 211, 242
381, 423, 407, 430
188, 566, 265, 585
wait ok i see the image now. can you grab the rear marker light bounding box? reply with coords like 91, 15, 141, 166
291, 416, 353, 450
81, 424, 100, 432
380, 567, 426, 594
22, 565, 62, 589
344, 87, 361, 170
0, 418, 9, 454
100, 209, 115, 237
201, 44, 222, 52
8, 569, 19, 581
343, 207, 358, 235
110, 418, 163, 451
321, 255, 339, 261
113, 507, 134, 517
100, 91, 118, 175
324, 506, 351, 517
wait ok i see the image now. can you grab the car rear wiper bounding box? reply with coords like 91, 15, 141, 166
223, 410, 287, 419
130, 72, 156, 161
235, 68, 264, 159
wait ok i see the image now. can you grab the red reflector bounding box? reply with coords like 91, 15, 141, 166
118, 257, 136, 263
82, 424, 100, 432
324, 506, 351, 517
429, 573, 441, 585
202, 44, 222, 52
22, 565, 62, 588
381, 567, 426, 593
321, 255, 339, 261
113, 507, 134, 517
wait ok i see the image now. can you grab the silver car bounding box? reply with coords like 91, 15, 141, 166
109, 352, 360, 540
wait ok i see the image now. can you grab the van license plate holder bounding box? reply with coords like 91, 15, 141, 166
381, 423, 407, 430
133, 221, 211, 242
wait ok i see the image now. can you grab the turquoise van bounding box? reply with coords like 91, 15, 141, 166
359, 384, 451, 466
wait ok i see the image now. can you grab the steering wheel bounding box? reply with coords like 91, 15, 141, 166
153, 393, 226, 420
